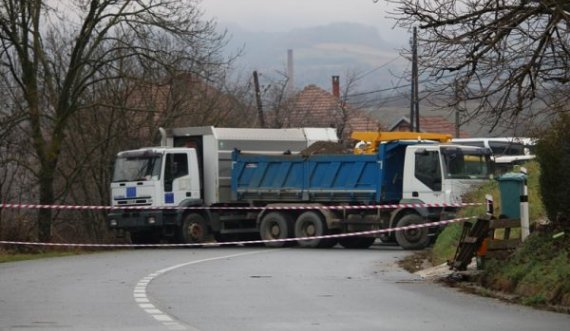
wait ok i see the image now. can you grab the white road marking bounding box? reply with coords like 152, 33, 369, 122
133, 250, 272, 330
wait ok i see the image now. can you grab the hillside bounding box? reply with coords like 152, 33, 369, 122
224, 22, 407, 91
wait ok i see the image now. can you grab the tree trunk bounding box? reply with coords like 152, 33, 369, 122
0, 191, 3, 240
37, 167, 55, 242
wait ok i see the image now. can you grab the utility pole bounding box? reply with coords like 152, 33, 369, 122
409, 91, 415, 132
412, 27, 420, 132
454, 79, 462, 138
409, 32, 415, 133
455, 109, 460, 138
253, 70, 265, 128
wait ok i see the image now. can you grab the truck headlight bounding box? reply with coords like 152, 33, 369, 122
147, 216, 156, 224
109, 219, 118, 227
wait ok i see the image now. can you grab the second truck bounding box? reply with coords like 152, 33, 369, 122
108, 127, 493, 249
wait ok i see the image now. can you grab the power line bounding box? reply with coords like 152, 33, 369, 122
354, 56, 403, 81
347, 82, 412, 98
346, 73, 457, 98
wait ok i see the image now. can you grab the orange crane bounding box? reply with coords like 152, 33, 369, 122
352, 131, 453, 154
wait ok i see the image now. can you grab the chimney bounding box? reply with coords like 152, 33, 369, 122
332, 75, 340, 98
287, 49, 294, 96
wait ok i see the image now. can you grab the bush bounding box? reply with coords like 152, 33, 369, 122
535, 113, 570, 226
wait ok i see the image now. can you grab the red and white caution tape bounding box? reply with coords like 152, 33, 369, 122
0, 202, 483, 211
0, 216, 475, 248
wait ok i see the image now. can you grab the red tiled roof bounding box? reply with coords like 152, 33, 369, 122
420, 116, 460, 136
284, 85, 382, 140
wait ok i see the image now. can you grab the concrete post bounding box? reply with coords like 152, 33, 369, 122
485, 194, 494, 216
520, 167, 530, 241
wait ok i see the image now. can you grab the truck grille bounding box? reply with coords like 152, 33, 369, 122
115, 198, 152, 206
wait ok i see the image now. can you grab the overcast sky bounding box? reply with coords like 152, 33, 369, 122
199, 0, 406, 42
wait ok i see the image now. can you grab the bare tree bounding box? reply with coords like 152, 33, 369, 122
386, 0, 570, 130
50, 48, 253, 243
259, 71, 292, 128
337, 71, 370, 140
0, 0, 230, 242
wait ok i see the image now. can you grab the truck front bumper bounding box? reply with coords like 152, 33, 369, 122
107, 209, 172, 230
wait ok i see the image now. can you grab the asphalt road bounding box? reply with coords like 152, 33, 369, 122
1, 245, 569, 331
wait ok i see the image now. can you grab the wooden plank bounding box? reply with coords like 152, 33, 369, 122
477, 214, 493, 222
461, 236, 480, 244
487, 239, 520, 250
492, 228, 521, 240
489, 219, 520, 229
504, 227, 512, 240
485, 250, 513, 260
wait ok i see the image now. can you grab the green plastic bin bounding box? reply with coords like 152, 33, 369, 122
497, 172, 527, 219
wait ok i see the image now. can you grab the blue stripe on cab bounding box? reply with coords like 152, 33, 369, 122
126, 187, 136, 198
165, 192, 174, 204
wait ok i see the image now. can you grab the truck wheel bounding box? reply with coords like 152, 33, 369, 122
259, 212, 294, 247
294, 211, 336, 248
179, 213, 209, 245
338, 237, 376, 249
394, 214, 430, 250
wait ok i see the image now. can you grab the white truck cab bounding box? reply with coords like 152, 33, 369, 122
111, 148, 200, 208
402, 144, 492, 204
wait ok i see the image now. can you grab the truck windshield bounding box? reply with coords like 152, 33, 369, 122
442, 148, 491, 180
488, 141, 526, 156
112, 155, 162, 182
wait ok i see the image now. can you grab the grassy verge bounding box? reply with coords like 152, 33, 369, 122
0, 248, 89, 263
432, 161, 543, 265
432, 161, 570, 308
479, 232, 570, 307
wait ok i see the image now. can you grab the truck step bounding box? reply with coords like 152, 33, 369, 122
341, 219, 383, 225
218, 215, 256, 222
219, 228, 258, 235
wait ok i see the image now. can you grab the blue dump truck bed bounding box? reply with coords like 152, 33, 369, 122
231, 141, 410, 204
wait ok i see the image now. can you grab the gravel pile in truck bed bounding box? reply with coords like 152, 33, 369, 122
300, 141, 351, 156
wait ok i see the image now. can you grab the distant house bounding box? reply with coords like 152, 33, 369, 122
282, 77, 382, 143
388, 115, 468, 138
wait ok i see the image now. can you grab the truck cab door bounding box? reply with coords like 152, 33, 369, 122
163, 150, 200, 205
402, 147, 445, 204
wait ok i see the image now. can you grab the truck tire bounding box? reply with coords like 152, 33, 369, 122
259, 212, 294, 247
394, 214, 430, 250
338, 237, 376, 249
179, 213, 209, 245
294, 211, 337, 248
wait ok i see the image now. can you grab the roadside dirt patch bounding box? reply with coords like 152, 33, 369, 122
399, 249, 570, 314
390, 245, 570, 317
398, 249, 432, 273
